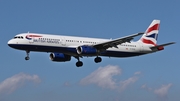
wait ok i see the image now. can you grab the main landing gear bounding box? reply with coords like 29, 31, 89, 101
25, 50, 30, 60
75, 57, 83, 67
75, 56, 102, 67
94, 57, 102, 63
76, 61, 83, 67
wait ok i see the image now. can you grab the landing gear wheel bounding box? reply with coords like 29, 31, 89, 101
25, 50, 30, 61
94, 57, 102, 63
76, 61, 83, 67
25, 56, 30, 60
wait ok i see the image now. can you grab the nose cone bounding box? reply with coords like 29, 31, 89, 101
8, 39, 23, 50
7, 39, 14, 48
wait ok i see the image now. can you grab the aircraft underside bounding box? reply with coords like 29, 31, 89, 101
8, 44, 145, 67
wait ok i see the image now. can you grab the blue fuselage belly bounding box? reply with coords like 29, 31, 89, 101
8, 44, 145, 57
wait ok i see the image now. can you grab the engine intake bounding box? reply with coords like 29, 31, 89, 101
77, 45, 97, 55
50, 53, 71, 62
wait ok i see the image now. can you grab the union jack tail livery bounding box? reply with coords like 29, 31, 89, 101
139, 20, 160, 46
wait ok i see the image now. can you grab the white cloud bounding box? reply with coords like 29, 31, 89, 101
141, 84, 152, 91
120, 76, 139, 91
118, 71, 141, 91
80, 65, 121, 89
141, 83, 172, 101
80, 65, 141, 91
0, 73, 41, 94
154, 83, 172, 98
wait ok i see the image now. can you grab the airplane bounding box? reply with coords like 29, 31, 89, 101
8, 20, 175, 67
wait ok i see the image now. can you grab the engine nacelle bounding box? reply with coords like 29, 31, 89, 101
77, 45, 97, 55
49, 53, 71, 62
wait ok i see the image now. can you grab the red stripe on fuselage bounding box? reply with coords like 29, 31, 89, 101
147, 24, 159, 34
28, 35, 42, 37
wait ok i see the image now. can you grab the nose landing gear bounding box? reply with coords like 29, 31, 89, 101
25, 50, 30, 60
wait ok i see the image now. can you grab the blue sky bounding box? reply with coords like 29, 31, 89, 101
0, 0, 179, 101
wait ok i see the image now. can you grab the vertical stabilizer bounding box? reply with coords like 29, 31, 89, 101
138, 20, 160, 46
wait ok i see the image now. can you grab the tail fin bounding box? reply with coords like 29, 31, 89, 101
138, 20, 160, 46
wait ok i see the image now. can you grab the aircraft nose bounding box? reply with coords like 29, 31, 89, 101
7, 39, 14, 47
7, 39, 21, 49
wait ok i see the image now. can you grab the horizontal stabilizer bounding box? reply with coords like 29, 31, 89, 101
150, 42, 175, 50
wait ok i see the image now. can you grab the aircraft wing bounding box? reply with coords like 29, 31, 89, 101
93, 32, 144, 50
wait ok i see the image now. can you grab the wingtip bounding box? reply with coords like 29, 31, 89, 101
170, 42, 176, 44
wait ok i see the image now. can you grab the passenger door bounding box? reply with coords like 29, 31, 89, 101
61, 37, 66, 46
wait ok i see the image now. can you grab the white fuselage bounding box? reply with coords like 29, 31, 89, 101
8, 33, 153, 57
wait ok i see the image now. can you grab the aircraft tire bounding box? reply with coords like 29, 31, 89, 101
76, 61, 83, 67
94, 57, 102, 63
25, 56, 30, 60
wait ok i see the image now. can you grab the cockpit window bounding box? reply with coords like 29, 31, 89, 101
14, 36, 23, 39
14, 36, 17, 39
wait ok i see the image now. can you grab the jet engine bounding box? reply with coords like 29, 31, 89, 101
49, 53, 71, 62
77, 45, 97, 55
